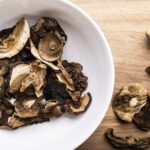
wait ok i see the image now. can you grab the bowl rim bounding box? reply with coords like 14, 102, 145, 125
61, 0, 115, 149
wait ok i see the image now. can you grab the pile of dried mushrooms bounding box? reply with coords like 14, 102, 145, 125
0, 17, 92, 129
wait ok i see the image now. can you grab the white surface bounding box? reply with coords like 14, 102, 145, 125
0, 0, 114, 150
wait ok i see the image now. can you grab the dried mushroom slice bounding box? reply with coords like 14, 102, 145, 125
31, 17, 67, 48
65, 92, 92, 115
112, 83, 148, 122
30, 40, 59, 71
56, 60, 75, 91
0, 18, 30, 59
8, 114, 50, 129
9, 64, 31, 93
44, 100, 63, 118
9, 60, 47, 97
20, 60, 47, 97
15, 97, 41, 118
62, 60, 88, 92
105, 128, 150, 149
133, 99, 150, 131
38, 32, 63, 61
0, 98, 14, 127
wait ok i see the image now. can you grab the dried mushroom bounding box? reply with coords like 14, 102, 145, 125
44, 100, 63, 118
9, 60, 47, 97
112, 83, 148, 122
38, 32, 63, 61
30, 17, 67, 70
133, 98, 150, 131
8, 114, 50, 129
30, 40, 59, 71
0, 18, 30, 59
65, 92, 92, 114
56, 59, 75, 91
0, 98, 14, 127
105, 128, 150, 149
20, 60, 47, 97
43, 72, 70, 105
15, 98, 41, 118
31, 17, 67, 48
62, 60, 88, 92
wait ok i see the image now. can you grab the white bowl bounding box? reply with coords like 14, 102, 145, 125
0, 0, 114, 150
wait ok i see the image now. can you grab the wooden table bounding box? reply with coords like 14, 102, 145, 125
73, 0, 150, 149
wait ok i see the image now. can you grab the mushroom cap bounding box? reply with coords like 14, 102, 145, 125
0, 18, 30, 59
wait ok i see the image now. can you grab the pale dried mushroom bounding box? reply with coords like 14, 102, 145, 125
105, 128, 150, 149
56, 59, 75, 91
65, 92, 92, 114
112, 83, 148, 122
0, 18, 30, 59
9, 60, 47, 97
8, 114, 50, 129
9, 63, 31, 93
20, 60, 47, 97
30, 40, 59, 71
15, 98, 41, 118
38, 32, 63, 61
44, 100, 63, 118
0, 98, 14, 127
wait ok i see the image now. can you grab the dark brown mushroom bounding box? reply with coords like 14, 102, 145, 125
105, 128, 150, 149
62, 60, 88, 93
0, 98, 14, 127
112, 83, 148, 122
43, 72, 71, 105
65, 92, 92, 115
133, 97, 150, 131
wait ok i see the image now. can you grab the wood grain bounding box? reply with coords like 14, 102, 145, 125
72, 0, 150, 149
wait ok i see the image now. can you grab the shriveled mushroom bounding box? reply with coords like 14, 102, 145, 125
38, 32, 63, 61
9, 63, 31, 93
15, 98, 41, 118
31, 17, 67, 48
8, 114, 50, 129
30, 40, 59, 71
44, 100, 63, 118
56, 59, 75, 91
20, 60, 47, 97
0, 18, 30, 59
0, 98, 14, 128
133, 98, 150, 131
65, 92, 92, 115
62, 60, 88, 92
112, 83, 148, 122
105, 128, 150, 149
9, 60, 47, 97
43, 72, 71, 105
30, 17, 67, 70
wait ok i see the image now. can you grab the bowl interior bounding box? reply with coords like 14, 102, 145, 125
0, 0, 114, 150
